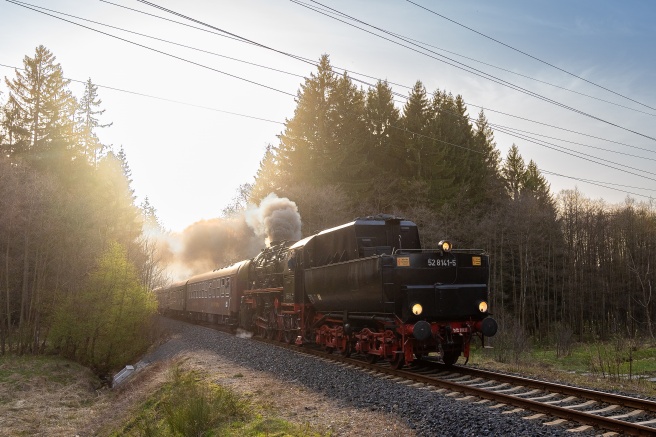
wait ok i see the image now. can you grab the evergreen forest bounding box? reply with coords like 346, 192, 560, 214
0, 46, 162, 376
248, 55, 656, 346
1, 47, 654, 376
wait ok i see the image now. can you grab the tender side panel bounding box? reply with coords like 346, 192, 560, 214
304, 256, 384, 313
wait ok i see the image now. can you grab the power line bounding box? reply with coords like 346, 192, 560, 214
490, 124, 656, 161
493, 124, 656, 182
15, 1, 305, 81
4, 1, 655, 199
295, 0, 656, 142
103, 0, 655, 155
384, 31, 656, 117
6, 0, 296, 97
405, 0, 656, 112
134, 0, 315, 68
0, 63, 284, 125
463, 101, 656, 155
541, 170, 656, 198
299, 0, 654, 117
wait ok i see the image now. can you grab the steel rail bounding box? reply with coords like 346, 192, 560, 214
449, 364, 656, 413
255, 338, 656, 436
188, 319, 656, 436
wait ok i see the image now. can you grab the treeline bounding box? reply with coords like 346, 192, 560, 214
247, 55, 655, 342
0, 45, 161, 375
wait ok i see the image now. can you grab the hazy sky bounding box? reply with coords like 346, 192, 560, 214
2, 0, 655, 232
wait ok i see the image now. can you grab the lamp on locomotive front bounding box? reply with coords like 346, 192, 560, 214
478, 301, 488, 313
438, 240, 452, 252
411, 303, 423, 316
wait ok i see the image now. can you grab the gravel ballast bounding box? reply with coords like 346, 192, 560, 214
139, 317, 596, 436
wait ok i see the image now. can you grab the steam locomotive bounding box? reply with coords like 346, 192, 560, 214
155, 214, 497, 368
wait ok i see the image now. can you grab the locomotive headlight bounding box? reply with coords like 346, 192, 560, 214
478, 301, 488, 313
439, 240, 452, 252
412, 303, 423, 315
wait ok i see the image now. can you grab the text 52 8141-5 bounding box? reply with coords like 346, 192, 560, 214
427, 258, 457, 267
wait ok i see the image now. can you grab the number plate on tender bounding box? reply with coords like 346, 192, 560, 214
427, 258, 457, 267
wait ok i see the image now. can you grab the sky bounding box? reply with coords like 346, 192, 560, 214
1, 0, 655, 232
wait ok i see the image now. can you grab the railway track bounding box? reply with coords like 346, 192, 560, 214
254, 337, 656, 436
184, 317, 656, 435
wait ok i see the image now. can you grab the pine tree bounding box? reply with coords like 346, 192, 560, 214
469, 109, 505, 207
250, 144, 282, 202
76, 78, 112, 166
0, 97, 28, 157
524, 160, 554, 207
324, 71, 367, 193
364, 80, 402, 173
277, 55, 338, 186
361, 80, 405, 207
4, 45, 77, 166
502, 144, 526, 200
424, 89, 467, 207
401, 81, 431, 181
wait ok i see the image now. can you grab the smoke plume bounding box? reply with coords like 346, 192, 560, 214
246, 193, 302, 245
153, 193, 302, 281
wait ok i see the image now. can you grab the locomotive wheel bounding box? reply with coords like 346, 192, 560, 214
390, 353, 405, 370
284, 328, 295, 344
340, 341, 352, 357
283, 317, 295, 344
366, 353, 379, 364
442, 350, 459, 366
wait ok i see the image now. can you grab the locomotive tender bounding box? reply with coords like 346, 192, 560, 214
155, 214, 497, 367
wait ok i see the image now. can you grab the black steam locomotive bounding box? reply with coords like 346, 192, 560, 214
155, 215, 497, 367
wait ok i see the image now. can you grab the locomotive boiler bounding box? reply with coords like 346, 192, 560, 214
156, 214, 497, 368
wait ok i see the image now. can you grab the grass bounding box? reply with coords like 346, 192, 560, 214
112, 364, 326, 437
469, 338, 656, 396
0, 353, 329, 436
0, 354, 103, 435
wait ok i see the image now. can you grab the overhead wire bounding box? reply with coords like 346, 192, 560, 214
294, 0, 655, 142
298, 0, 654, 117
98, 0, 654, 156
3, 0, 654, 199
0, 63, 284, 125
384, 31, 655, 117
462, 100, 656, 154
5, 0, 296, 97
405, 0, 656, 112
134, 0, 315, 68
13, 1, 305, 81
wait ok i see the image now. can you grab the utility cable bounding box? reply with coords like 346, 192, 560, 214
14, 1, 305, 80
405, 0, 656, 112
5, 0, 295, 97
4, 2, 654, 197
0, 63, 284, 125
299, 0, 654, 117
101, 0, 655, 153
296, 0, 655, 142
